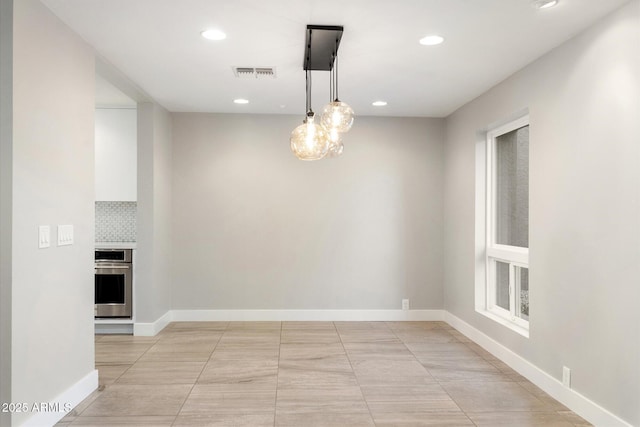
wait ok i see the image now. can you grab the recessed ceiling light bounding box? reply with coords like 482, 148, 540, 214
201, 29, 226, 41
233, 99, 249, 104
419, 35, 444, 46
372, 101, 387, 107
533, 0, 558, 9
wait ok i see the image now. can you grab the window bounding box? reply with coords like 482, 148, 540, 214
476, 115, 529, 336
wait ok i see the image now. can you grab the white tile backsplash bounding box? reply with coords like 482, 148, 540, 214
95, 201, 136, 242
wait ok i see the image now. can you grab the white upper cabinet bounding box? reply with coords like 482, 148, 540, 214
95, 108, 137, 201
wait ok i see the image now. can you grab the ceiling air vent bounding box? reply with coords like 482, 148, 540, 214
232, 66, 276, 79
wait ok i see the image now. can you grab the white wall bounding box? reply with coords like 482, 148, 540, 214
443, 2, 640, 425
136, 102, 172, 323
172, 114, 444, 311
0, 0, 13, 425
95, 108, 137, 201
11, 0, 96, 424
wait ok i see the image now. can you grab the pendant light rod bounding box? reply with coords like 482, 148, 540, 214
305, 31, 312, 114
329, 53, 335, 102
334, 39, 340, 101
307, 69, 313, 114
305, 68, 309, 113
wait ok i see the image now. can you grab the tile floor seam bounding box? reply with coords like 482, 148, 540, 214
433, 375, 552, 426
110, 362, 133, 388
170, 324, 224, 426
75, 339, 153, 418
335, 321, 377, 426
401, 326, 480, 426
390, 322, 438, 383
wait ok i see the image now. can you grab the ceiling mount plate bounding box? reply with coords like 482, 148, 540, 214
303, 25, 343, 71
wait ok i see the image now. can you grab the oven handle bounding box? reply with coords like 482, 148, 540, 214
95, 266, 130, 270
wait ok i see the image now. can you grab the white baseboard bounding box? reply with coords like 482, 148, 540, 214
20, 369, 98, 427
131, 309, 444, 337
134, 310, 173, 336
443, 312, 632, 427
170, 309, 444, 322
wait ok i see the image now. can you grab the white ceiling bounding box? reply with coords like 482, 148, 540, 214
42, 0, 629, 117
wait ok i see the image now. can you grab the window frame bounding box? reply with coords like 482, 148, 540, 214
486, 257, 529, 330
476, 114, 530, 337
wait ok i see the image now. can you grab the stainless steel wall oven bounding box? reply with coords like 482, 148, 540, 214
95, 249, 132, 318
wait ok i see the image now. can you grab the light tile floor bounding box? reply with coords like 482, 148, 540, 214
57, 321, 591, 426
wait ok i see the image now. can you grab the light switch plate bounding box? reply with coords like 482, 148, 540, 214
57, 224, 74, 246
38, 225, 50, 249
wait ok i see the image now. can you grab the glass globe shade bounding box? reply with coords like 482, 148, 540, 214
328, 127, 341, 145
290, 114, 330, 161
328, 140, 344, 158
327, 127, 343, 158
321, 100, 354, 133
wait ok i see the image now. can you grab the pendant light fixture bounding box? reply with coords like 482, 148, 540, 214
290, 25, 354, 161
323, 51, 347, 158
320, 44, 354, 140
290, 69, 330, 161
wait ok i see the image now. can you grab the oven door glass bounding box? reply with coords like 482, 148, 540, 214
95, 266, 132, 318
95, 273, 126, 304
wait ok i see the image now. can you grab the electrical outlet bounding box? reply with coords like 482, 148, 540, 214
562, 366, 571, 388
402, 299, 410, 310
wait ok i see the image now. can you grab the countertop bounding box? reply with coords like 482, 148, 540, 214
96, 242, 137, 249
